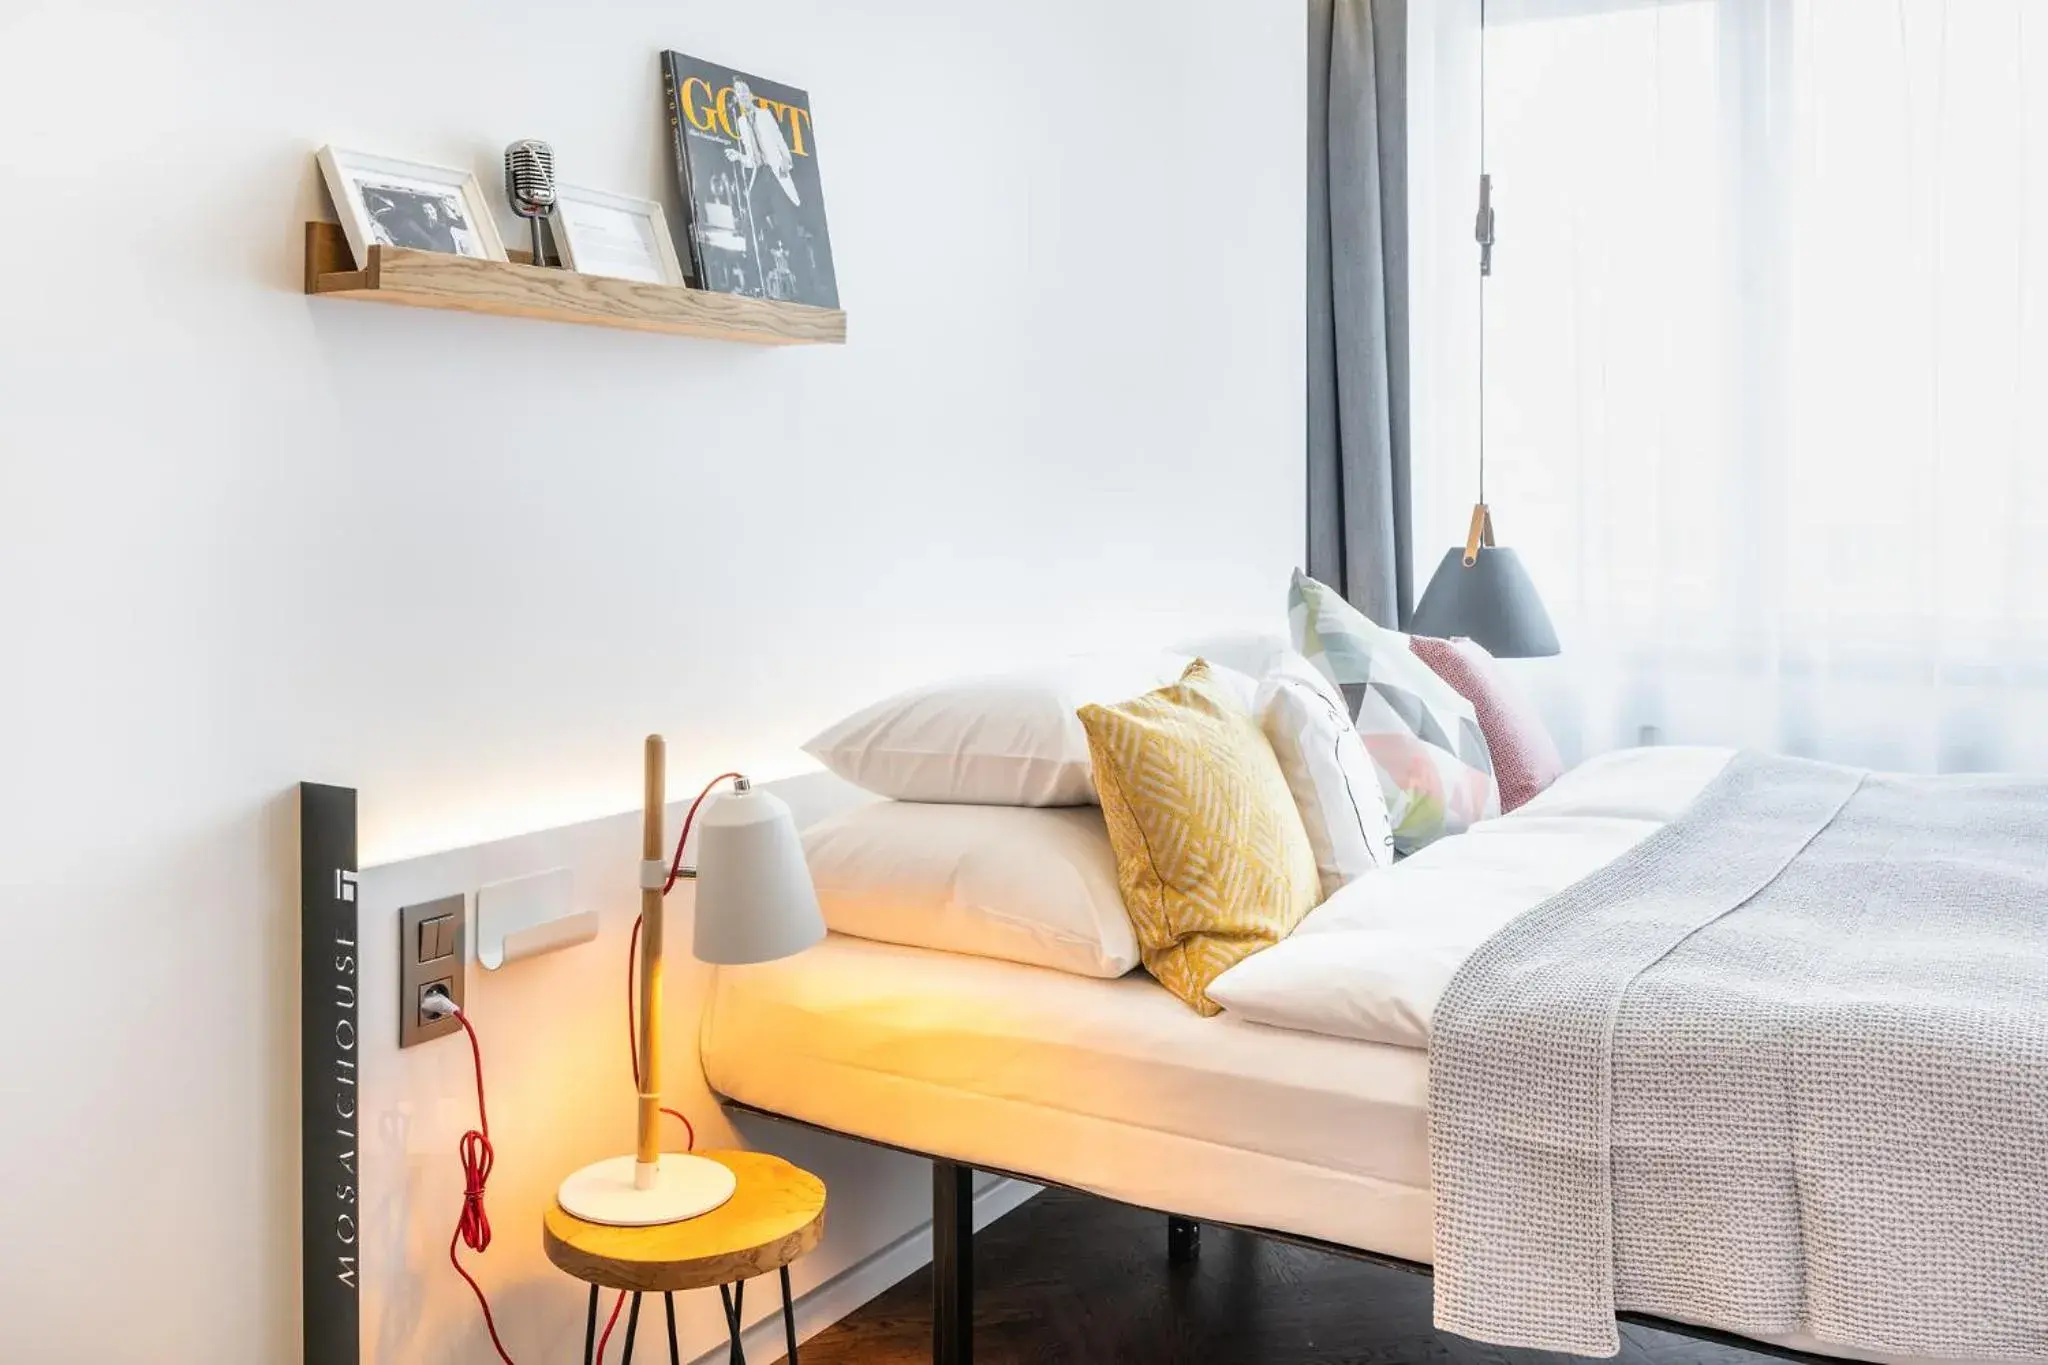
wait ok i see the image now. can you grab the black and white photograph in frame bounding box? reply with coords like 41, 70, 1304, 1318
661, 53, 839, 307
315, 146, 507, 271
550, 185, 687, 286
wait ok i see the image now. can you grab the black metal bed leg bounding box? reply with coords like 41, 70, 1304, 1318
780, 1264, 799, 1363
1167, 1215, 1201, 1266
933, 1158, 973, 1365
584, 1282, 600, 1365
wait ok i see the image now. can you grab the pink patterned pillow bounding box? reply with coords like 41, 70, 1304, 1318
1408, 636, 1563, 812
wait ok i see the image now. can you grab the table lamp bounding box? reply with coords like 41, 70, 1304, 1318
556, 735, 825, 1226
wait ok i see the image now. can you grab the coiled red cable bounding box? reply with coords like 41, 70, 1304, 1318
448, 1010, 516, 1365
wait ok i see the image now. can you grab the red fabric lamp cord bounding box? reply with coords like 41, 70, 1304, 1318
447, 1012, 516, 1365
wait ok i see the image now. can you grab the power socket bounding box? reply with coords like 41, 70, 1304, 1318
399, 894, 465, 1048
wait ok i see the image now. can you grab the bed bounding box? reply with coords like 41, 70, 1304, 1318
703, 746, 2048, 1365
705, 949, 1989, 1365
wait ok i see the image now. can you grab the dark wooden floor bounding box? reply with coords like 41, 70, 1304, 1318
799, 1187, 1775, 1365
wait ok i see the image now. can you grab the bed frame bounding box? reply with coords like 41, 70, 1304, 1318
723, 1098, 1859, 1365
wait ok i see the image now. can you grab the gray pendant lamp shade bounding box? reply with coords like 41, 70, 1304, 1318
1410, 537, 1560, 658
691, 780, 826, 965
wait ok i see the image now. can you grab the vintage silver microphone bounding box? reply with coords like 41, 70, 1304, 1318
504, 139, 557, 265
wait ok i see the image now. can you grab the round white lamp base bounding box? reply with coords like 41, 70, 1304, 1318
556, 1153, 737, 1227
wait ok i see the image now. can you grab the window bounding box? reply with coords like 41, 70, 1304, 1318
1414, 0, 2048, 770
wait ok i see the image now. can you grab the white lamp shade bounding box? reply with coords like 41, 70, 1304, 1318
691, 785, 826, 965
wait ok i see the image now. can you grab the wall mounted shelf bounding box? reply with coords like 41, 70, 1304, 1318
302, 221, 845, 345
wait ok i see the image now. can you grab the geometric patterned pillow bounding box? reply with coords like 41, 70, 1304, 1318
1077, 660, 1322, 1014
1409, 634, 1564, 813
1256, 661, 1397, 897
1288, 570, 1499, 853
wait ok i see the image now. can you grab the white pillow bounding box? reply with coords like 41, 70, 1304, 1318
802, 652, 1197, 805
1257, 658, 1396, 898
1171, 631, 1293, 681
801, 801, 1140, 977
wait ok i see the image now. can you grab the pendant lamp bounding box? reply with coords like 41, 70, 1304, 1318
1408, 0, 1559, 659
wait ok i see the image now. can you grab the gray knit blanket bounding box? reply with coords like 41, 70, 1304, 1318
1430, 751, 2048, 1359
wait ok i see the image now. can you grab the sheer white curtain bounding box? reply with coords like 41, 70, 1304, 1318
1428, 0, 2048, 772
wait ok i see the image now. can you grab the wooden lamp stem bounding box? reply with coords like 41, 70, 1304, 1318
636, 734, 665, 1183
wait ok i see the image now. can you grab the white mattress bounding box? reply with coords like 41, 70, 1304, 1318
702, 933, 1439, 1262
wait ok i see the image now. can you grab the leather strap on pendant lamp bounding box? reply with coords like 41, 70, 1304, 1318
1409, 0, 1559, 659
1462, 503, 1493, 565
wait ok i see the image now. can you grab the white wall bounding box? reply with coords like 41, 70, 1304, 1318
0, 2, 1305, 1362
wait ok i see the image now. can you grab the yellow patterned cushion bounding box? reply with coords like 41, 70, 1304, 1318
1076, 660, 1321, 1015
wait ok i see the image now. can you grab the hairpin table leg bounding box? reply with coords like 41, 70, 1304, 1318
720, 1280, 748, 1364
780, 1264, 799, 1363
621, 1291, 643, 1361
584, 1283, 600, 1365
665, 1291, 681, 1365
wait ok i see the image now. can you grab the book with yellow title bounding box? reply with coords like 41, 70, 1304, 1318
662, 52, 839, 307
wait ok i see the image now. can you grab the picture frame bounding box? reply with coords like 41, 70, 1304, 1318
316, 146, 508, 270
550, 185, 688, 287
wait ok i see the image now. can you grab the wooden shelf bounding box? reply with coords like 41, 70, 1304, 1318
301, 221, 845, 346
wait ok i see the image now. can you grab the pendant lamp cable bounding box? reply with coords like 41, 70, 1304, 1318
1477, 0, 1489, 507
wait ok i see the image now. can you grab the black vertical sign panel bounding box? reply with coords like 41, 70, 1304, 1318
300, 782, 360, 1365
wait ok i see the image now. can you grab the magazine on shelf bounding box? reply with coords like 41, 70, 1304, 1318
661, 52, 839, 308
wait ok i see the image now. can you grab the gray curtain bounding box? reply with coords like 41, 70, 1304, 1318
1307, 0, 1411, 627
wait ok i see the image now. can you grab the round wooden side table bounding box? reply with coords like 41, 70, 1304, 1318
544, 1149, 827, 1365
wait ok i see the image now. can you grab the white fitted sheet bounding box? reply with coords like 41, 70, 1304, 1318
702, 933, 1438, 1262
1209, 746, 1737, 1049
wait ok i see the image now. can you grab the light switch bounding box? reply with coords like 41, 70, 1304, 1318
418, 914, 454, 963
